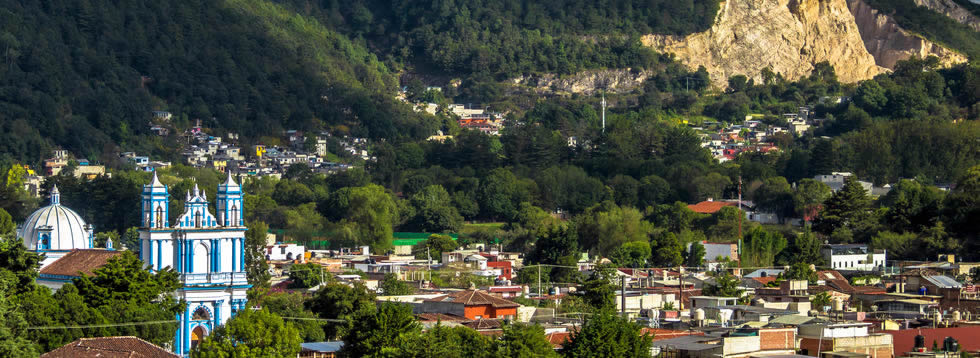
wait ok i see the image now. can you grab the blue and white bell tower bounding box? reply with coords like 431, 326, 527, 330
139, 172, 249, 356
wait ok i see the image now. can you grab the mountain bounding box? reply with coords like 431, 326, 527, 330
641, 0, 967, 87
0, 0, 434, 164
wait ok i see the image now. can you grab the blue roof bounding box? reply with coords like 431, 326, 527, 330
301, 341, 344, 353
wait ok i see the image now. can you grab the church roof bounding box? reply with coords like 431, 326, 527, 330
220, 172, 240, 189
20, 187, 91, 251
40, 249, 123, 277
40, 336, 179, 358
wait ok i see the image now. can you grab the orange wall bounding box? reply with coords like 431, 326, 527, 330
462, 305, 517, 319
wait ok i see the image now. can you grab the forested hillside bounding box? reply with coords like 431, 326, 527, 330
279, 0, 721, 79
0, 0, 434, 164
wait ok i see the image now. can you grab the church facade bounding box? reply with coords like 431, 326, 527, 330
139, 172, 249, 355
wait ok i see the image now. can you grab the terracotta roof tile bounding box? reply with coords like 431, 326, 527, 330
546, 332, 571, 348
41, 336, 179, 358
462, 318, 504, 330
687, 201, 737, 214
40, 249, 124, 277
426, 290, 520, 308
416, 313, 468, 322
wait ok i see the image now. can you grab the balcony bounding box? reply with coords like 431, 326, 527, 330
181, 272, 248, 285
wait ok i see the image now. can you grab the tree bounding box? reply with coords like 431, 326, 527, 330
0, 273, 37, 357
245, 221, 271, 288
575, 203, 654, 256
703, 271, 743, 298
192, 308, 301, 358
783, 262, 817, 283
581, 265, 618, 311
561, 309, 652, 358
608, 175, 640, 208
753, 177, 794, 222
0, 208, 14, 236
306, 282, 376, 339
650, 233, 683, 267
407, 185, 463, 233
881, 179, 945, 233
946, 165, 980, 257
478, 168, 529, 221
811, 292, 832, 309
0, 234, 42, 294
793, 179, 831, 223
740, 227, 787, 268
258, 292, 325, 342
288, 263, 326, 289
415, 234, 457, 262
379, 273, 414, 296
687, 241, 706, 267
119, 227, 140, 253
786, 228, 824, 265
611, 241, 650, 268
524, 222, 581, 283
332, 185, 397, 252
401, 324, 495, 358
341, 303, 421, 358
854, 80, 888, 114
494, 323, 559, 357
814, 176, 872, 238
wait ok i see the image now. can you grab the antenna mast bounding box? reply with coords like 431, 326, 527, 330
601, 93, 607, 133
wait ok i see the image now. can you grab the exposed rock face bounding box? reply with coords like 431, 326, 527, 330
641, 0, 967, 88
511, 69, 651, 94
912, 0, 980, 31
847, 0, 969, 69
642, 0, 884, 87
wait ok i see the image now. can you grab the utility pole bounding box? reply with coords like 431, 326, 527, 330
601, 93, 607, 134
621, 276, 626, 316
537, 265, 542, 298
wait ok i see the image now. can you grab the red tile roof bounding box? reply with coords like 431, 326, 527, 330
546, 332, 571, 349
687, 201, 738, 214
817, 270, 856, 293
40, 249, 124, 277
640, 328, 705, 341
416, 313, 468, 322
426, 289, 520, 308
751, 277, 778, 286
462, 318, 504, 330
886, 327, 980, 356
41, 336, 179, 358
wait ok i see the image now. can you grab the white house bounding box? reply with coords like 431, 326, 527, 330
821, 244, 886, 271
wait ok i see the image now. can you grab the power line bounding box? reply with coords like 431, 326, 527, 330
27, 320, 178, 330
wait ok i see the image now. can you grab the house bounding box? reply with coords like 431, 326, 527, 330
299, 341, 345, 358
651, 327, 797, 358
690, 296, 738, 311
488, 285, 524, 298
798, 322, 893, 358
264, 243, 306, 262
885, 327, 980, 357
687, 200, 738, 214
41, 336, 179, 358
822, 244, 886, 272
37, 249, 124, 290
487, 261, 513, 280
814, 172, 873, 194
422, 289, 520, 320
874, 299, 938, 319
701, 242, 740, 263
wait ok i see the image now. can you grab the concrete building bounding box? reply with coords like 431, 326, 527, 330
798, 322, 893, 358
822, 244, 886, 272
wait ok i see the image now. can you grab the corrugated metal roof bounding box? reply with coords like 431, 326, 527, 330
301, 341, 344, 353
924, 275, 962, 288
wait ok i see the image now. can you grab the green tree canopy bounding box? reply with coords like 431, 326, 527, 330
192, 308, 301, 358
341, 303, 421, 358
561, 309, 652, 358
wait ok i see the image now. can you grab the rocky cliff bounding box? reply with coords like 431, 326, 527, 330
912, 0, 980, 31
510, 69, 652, 95
848, 0, 969, 69
641, 0, 966, 88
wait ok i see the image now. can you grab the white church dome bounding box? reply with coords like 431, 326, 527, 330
19, 185, 92, 251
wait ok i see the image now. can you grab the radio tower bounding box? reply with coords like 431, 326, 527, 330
601, 93, 607, 133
